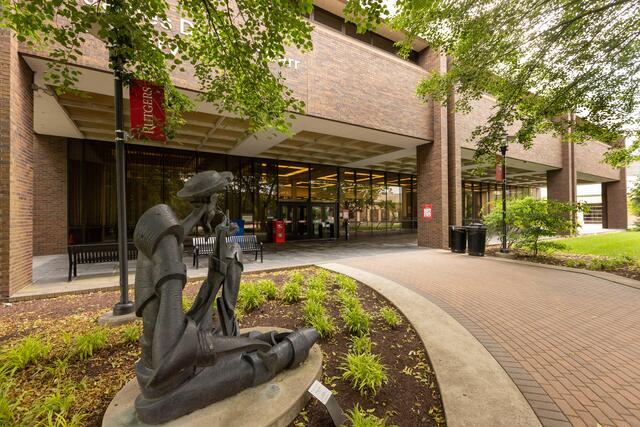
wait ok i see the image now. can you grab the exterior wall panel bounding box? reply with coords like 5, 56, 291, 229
33, 135, 68, 255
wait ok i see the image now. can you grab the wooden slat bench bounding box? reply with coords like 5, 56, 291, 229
193, 235, 263, 268
68, 242, 138, 281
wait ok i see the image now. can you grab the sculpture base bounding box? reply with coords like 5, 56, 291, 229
102, 332, 322, 427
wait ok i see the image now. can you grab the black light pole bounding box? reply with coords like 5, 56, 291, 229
112, 59, 134, 316
500, 141, 509, 254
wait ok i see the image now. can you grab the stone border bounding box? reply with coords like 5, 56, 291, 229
319, 262, 541, 427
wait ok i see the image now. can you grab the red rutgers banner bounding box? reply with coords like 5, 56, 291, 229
496, 155, 504, 181
130, 79, 166, 142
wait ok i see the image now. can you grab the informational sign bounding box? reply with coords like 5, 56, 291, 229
422, 204, 433, 221
308, 380, 346, 426
496, 155, 504, 181
130, 79, 166, 142
342, 209, 349, 219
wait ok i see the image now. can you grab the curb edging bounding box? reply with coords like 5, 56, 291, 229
318, 262, 541, 427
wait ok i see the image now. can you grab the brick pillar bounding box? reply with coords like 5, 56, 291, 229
546, 141, 576, 204
602, 171, 628, 229
446, 57, 462, 227
33, 135, 68, 255
416, 49, 450, 248
0, 30, 34, 299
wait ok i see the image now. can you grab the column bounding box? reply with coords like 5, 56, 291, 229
0, 30, 35, 299
416, 49, 450, 248
602, 171, 628, 229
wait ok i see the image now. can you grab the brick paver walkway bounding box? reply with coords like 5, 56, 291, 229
336, 250, 640, 427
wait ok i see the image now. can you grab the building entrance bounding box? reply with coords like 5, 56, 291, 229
277, 202, 337, 240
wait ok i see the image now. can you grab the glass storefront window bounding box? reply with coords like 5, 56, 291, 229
256, 160, 278, 237
163, 149, 197, 221
278, 162, 309, 201
371, 172, 387, 234
339, 168, 356, 237
240, 158, 255, 233
69, 140, 417, 244
310, 165, 338, 202
354, 170, 372, 236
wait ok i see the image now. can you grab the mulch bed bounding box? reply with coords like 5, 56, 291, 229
486, 246, 640, 282
0, 266, 445, 426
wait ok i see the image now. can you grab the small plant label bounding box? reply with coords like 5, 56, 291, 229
307, 380, 346, 426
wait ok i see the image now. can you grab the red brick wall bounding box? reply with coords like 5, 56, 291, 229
0, 30, 34, 299
416, 50, 450, 249
33, 135, 67, 255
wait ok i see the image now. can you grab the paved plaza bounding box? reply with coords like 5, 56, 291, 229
334, 251, 640, 427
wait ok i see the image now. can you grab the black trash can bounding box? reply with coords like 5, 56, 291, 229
467, 223, 487, 256
450, 226, 467, 253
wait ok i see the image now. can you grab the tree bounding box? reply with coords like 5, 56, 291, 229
483, 197, 586, 256
344, 0, 640, 167
0, 0, 314, 135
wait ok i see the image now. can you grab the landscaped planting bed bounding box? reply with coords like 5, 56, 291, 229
487, 245, 640, 282
0, 267, 445, 426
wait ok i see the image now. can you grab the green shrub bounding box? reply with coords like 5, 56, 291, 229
350, 334, 373, 355
303, 299, 335, 337
257, 279, 277, 300
380, 307, 402, 328
305, 312, 336, 338
337, 290, 360, 310
336, 274, 358, 294
45, 358, 69, 379
307, 274, 327, 293
288, 271, 305, 285
121, 324, 142, 344
26, 381, 87, 426
280, 280, 302, 304
342, 304, 370, 336
181, 295, 191, 312
587, 256, 629, 271
483, 197, 587, 255
74, 328, 108, 360
0, 378, 18, 425
0, 336, 51, 375
238, 282, 265, 311
565, 258, 588, 268
303, 299, 326, 320
346, 404, 396, 427
306, 287, 328, 303
341, 352, 388, 396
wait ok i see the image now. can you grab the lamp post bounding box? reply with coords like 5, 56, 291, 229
111, 64, 134, 316
109, 1, 134, 316
500, 140, 509, 254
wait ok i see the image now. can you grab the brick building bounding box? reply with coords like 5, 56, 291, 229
0, 0, 627, 298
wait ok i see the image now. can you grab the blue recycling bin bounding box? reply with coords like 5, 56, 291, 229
232, 219, 245, 236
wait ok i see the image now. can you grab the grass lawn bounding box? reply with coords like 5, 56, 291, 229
556, 231, 640, 259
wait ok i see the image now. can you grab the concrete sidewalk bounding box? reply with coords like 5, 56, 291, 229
17, 234, 419, 300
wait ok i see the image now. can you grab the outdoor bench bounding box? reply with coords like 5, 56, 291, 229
192, 235, 263, 268
67, 242, 138, 281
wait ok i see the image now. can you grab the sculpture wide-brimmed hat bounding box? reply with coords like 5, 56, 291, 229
177, 170, 233, 200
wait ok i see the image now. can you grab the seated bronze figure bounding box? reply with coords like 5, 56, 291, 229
132, 170, 318, 424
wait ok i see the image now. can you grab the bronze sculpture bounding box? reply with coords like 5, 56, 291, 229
132, 170, 318, 424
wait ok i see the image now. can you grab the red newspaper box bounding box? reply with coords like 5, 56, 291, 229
273, 220, 285, 244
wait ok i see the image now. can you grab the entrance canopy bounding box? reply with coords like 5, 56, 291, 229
24, 55, 425, 176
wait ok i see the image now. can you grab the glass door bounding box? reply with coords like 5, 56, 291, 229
277, 203, 309, 240
311, 204, 336, 239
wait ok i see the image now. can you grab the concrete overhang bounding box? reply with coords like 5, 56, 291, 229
24, 54, 427, 175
